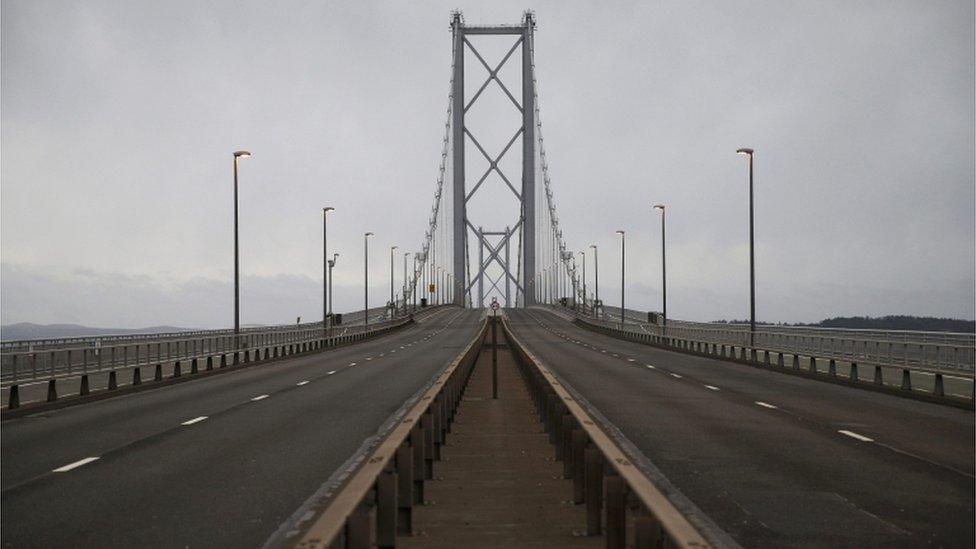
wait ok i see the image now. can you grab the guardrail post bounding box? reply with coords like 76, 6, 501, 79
78, 374, 90, 396
792, 354, 800, 369
422, 410, 435, 479
345, 500, 371, 549
634, 512, 661, 549
606, 473, 626, 549
191, 358, 198, 374
874, 365, 883, 386
585, 447, 603, 536
750, 348, 758, 362
763, 351, 771, 366
376, 464, 397, 548
934, 373, 945, 397
173, 361, 182, 378
220, 354, 227, 368
108, 370, 118, 390
396, 442, 413, 534
850, 362, 859, 383
8, 385, 20, 409
572, 429, 587, 504
901, 369, 912, 391
777, 353, 785, 368
47, 379, 58, 402
411, 424, 425, 504
561, 414, 574, 478
132, 367, 141, 385
432, 398, 443, 460
808, 356, 817, 374
206, 356, 214, 370
828, 359, 837, 377
155, 363, 163, 381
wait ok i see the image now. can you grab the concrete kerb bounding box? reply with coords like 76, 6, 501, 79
572, 318, 975, 411
2, 317, 417, 420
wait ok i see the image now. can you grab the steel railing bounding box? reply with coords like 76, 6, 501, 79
1, 306, 436, 387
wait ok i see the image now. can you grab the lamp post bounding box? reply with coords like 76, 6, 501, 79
322, 207, 334, 337
232, 150, 251, 347
578, 251, 586, 313
389, 245, 398, 319
590, 244, 599, 318
653, 204, 666, 330
616, 230, 625, 327
737, 147, 756, 347
328, 253, 338, 332
403, 252, 409, 314
364, 232, 374, 329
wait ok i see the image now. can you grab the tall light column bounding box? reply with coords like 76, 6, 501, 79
364, 232, 374, 329
403, 252, 409, 313
590, 244, 599, 318
389, 245, 398, 318
737, 147, 756, 346
653, 204, 666, 329
322, 206, 335, 337
578, 251, 586, 313
616, 230, 625, 327
232, 150, 251, 347
328, 253, 338, 330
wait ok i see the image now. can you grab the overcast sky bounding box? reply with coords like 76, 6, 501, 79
2, 0, 973, 329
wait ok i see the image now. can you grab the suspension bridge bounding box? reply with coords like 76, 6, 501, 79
1, 12, 973, 549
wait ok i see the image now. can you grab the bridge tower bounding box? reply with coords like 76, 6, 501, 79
450, 11, 537, 307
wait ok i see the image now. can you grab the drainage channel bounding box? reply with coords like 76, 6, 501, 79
287, 315, 714, 548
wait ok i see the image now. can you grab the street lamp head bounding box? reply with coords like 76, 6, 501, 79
590, 244, 597, 249
736, 148, 754, 156
333, 253, 340, 260
323, 206, 335, 213
365, 232, 374, 238
653, 204, 665, 211
233, 150, 251, 159
616, 230, 625, 236
391, 245, 398, 251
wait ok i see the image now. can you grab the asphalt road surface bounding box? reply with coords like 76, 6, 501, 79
1, 307, 483, 548
507, 308, 974, 548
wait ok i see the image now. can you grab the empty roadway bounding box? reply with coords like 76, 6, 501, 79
507, 308, 974, 548
1, 306, 483, 548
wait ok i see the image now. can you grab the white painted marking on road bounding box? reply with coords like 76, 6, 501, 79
349, 363, 357, 366
645, 364, 656, 369
182, 416, 208, 425
612, 354, 620, 358
627, 358, 636, 362
53, 457, 100, 473
327, 370, 336, 375
670, 373, 683, 379
366, 357, 373, 361
296, 380, 309, 386
378, 354, 384, 357
251, 394, 269, 401
601, 350, 607, 353
704, 385, 720, 391
839, 430, 874, 442
755, 401, 777, 409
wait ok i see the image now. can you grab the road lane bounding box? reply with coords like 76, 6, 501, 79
1, 307, 483, 547
508, 308, 974, 548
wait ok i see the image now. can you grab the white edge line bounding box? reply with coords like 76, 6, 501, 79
52, 457, 100, 473
838, 429, 874, 442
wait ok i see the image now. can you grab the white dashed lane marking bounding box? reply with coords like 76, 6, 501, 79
52, 457, 100, 473
182, 416, 208, 425
755, 401, 777, 409
296, 380, 309, 386
704, 385, 720, 391
839, 430, 874, 442
670, 373, 683, 379
645, 364, 656, 369
327, 370, 336, 375
251, 394, 269, 402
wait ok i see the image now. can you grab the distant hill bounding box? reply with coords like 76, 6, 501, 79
814, 316, 975, 333
0, 322, 196, 341
711, 315, 975, 333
